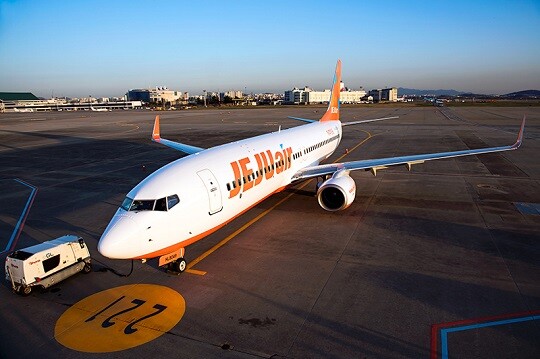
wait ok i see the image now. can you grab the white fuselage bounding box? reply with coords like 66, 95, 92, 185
98, 120, 342, 259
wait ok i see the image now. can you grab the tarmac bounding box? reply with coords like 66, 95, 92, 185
0, 106, 539, 358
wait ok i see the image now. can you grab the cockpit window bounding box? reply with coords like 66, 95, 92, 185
121, 195, 178, 212
155, 197, 167, 211
167, 195, 179, 209
131, 200, 155, 211
121, 197, 134, 211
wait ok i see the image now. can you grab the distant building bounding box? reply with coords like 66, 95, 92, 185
307, 89, 331, 103
368, 87, 398, 102
284, 82, 366, 104
284, 87, 310, 104
220, 90, 243, 100
127, 89, 151, 102
150, 87, 185, 103
0, 92, 40, 102
127, 87, 187, 104
0, 92, 45, 111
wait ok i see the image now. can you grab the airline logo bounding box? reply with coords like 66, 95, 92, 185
229, 146, 293, 198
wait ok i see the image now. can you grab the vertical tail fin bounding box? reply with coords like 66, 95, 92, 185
320, 59, 342, 122
152, 115, 161, 141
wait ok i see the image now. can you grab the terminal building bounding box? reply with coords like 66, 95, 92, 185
284, 82, 366, 104
127, 87, 188, 104
0, 92, 142, 112
368, 87, 398, 102
1, 92, 42, 112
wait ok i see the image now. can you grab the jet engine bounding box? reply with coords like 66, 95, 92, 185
317, 170, 356, 211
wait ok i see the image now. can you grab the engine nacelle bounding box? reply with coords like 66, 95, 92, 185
317, 171, 356, 211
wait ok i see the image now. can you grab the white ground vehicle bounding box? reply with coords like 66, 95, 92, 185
5, 235, 91, 296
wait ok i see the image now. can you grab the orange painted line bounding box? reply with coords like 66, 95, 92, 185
185, 268, 207, 276
186, 185, 300, 273
186, 130, 374, 274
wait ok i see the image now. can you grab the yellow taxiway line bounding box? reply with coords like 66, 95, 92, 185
186, 130, 375, 275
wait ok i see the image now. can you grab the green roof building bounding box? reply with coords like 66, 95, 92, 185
0, 92, 40, 101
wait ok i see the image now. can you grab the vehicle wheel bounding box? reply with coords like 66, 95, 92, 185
83, 263, 92, 274
173, 258, 187, 273
21, 286, 32, 296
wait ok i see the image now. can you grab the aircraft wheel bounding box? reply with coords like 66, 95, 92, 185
21, 286, 32, 296
83, 263, 92, 274
173, 258, 187, 273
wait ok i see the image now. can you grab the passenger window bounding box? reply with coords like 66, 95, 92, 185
155, 197, 167, 211
167, 195, 180, 209
43, 254, 60, 273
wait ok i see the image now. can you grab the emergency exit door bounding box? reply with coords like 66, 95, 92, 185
197, 169, 223, 215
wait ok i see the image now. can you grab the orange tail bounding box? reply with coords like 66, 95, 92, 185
320, 59, 341, 122
152, 115, 161, 141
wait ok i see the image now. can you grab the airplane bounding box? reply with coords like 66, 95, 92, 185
98, 60, 525, 273
91, 106, 109, 112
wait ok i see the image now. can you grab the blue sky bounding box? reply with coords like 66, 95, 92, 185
1, 0, 539, 97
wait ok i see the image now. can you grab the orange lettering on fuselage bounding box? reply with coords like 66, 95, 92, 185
275, 151, 284, 174
228, 146, 292, 198
253, 153, 264, 186
265, 150, 275, 179
229, 160, 242, 198
239, 157, 254, 192
284, 147, 292, 169
260, 151, 270, 179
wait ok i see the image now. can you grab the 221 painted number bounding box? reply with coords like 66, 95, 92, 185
85, 296, 168, 334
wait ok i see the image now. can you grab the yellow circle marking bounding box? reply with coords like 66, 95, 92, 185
55, 284, 185, 353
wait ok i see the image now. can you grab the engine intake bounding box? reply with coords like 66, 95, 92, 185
317, 171, 356, 211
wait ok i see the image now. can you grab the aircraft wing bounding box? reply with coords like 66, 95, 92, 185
292, 117, 525, 181
288, 115, 399, 125
341, 116, 399, 126
151, 115, 205, 155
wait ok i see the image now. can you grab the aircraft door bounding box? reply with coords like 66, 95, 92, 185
197, 169, 223, 215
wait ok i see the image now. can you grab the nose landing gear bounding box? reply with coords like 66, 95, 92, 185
168, 258, 187, 273
158, 247, 187, 274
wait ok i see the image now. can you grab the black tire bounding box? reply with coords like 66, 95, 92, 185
173, 258, 187, 273
83, 263, 92, 274
21, 286, 32, 296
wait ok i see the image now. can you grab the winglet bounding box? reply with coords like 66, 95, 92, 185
320, 60, 342, 122
152, 115, 161, 141
512, 116, 526, 149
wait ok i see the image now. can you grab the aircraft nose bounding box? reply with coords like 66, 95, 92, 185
98, 215, 137, 259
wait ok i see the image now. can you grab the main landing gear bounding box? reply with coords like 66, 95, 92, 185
316, 175, 330, 192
